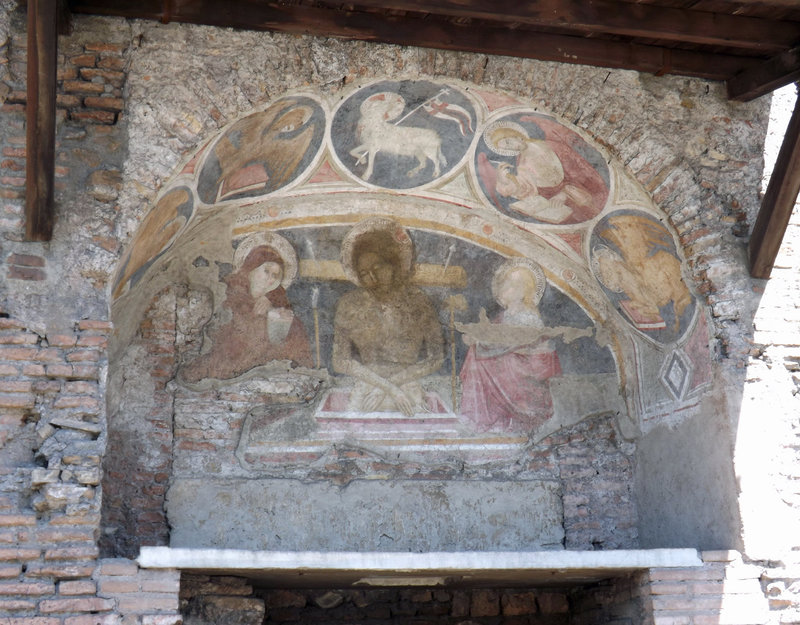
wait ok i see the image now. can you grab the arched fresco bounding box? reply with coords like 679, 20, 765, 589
111, 79, 712, 468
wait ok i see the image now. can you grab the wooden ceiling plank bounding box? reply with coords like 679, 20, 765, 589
727, 46, 800, 101
25, 0, 58, 242
72, 0, 758, 81
320, 0, 800, 52
749, 88, 800, 279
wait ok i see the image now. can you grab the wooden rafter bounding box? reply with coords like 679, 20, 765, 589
749, 86, 800, 278
323, 0, 797, 53
25, 0, 58, 242
71, 0, 762, 81
728, 46, 800, 102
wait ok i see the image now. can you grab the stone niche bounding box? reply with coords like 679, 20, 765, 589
105, 79, 712, 554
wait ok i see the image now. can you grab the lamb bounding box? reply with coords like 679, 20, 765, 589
349, 92, 447, 182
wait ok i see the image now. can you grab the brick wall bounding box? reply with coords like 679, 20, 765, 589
0, 3, 798, 623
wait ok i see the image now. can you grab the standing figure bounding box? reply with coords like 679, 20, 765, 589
332, 218, 444, 416
180, 233, 312, 384
458, 260, 580, 432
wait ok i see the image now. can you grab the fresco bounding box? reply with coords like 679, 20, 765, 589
197, 96, 325, 204
590, 210, 695, 344
111, 78, 712, 463
331, 80, 477, 188
474, 112, 610, 224
111, 186, 193, 300
180, 232, 313, 385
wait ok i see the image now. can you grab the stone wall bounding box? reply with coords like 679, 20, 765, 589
0, 0, 798, 622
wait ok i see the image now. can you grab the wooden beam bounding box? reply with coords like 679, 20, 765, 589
25, 0, 58, 242
327, 0, 798, 53
727, 46, 800, 102
70, 0, 760, 81
749, 88, 800, 279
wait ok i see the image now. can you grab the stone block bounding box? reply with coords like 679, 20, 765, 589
167, 478, 563, 551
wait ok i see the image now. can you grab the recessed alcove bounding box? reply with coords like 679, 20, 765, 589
141, 548, 702, 624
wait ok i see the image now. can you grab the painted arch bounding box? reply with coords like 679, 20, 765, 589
110, 79, 712, 467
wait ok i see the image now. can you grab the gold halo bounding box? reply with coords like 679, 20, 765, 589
491, 258, 546, 305
341, 217, 414, 286
232, 231, 298, 289
483, 120, 529, 157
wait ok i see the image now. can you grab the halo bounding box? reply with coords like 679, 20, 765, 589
232, 231, 298, 289
591, 244, 626, 293
491, 258, 546, 305
483, 120, 529, 157
341, 217, 414, 286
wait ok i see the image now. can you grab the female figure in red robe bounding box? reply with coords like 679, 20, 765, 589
458, 259, 562, 432
180, 233, 312, 384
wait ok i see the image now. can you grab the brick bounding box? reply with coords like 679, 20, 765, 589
0, 598, 38, 612
48, 514, 101, 526
97, 56, 125, 70
44, 545, 99, 560
0, 549, 40, 562
39, 597, 114, 613
47, 335, 77, 348
0, 381, 32, 392
117, 594, 179, 612
84, 97, 124, 112
0, 564, 21, 579
63, 382, 96, 395
44, 365, 73, 378
71, 110, 116, 124
58, 580, 96, 595
97, 559, 138, 576
76, 321, 112, 332
67, 351, 101, 363
98, 578, 139, 594
62, 80, 105, 95
139, 616, 182, 625
0, 516, 36, 528
0, 365, 19, 376
0, 176, 26, 187
6, 254, 44, 268
57, 66, 79, 81
649, 567, 724, 582
0, 334, 38, 345
25, 562, 95, 579
139, 576, 179, 594
76, 335, 107, 348
64, 616, 121, 625
0, 581, 55, 595
0, 347, 38, 361
0, 394, 35, 409
56, 94, 83, 109
84, 43, 126, 53
52, 396, 100, 411
22, 365, 46, 377
0, 159, 24, 171
70, 54, 97, 67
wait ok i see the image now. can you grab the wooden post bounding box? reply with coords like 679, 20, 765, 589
749, 88, 800, 279
25, 0, 58, 242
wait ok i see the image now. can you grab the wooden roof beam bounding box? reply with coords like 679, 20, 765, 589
331, 0, 799, 53
25, 0, 58, 242
71, 0, 760, 81
749, 86, 800, 279
727, 46, 800, 102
